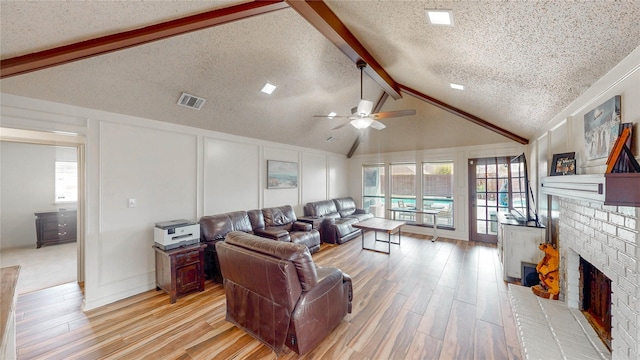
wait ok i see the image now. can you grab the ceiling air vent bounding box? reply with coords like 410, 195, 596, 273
177, 92, 206, 110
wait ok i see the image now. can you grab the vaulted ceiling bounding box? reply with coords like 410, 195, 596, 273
2, 1, 639, 156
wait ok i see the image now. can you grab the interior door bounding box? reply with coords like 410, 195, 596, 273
469, 157, 510, 243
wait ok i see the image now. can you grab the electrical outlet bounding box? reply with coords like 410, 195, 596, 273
128, 198, 136, 208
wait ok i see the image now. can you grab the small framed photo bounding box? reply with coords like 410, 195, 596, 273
550, 152, 576, 176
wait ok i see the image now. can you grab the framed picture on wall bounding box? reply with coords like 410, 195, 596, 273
550, 152, 576, 176
583, 95, 621, 160
267, 160, 298, 189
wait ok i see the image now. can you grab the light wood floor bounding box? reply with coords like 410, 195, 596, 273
15, 232, 522, 360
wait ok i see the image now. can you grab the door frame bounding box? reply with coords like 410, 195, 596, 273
468, 156, 513, 244
0, 127, 86, 284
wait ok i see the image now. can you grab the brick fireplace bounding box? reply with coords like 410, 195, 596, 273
559, 198, 639, 359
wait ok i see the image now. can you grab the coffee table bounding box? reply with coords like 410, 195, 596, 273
352, 218, 406, 254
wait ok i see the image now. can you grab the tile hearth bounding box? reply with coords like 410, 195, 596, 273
509, 284, 611, 360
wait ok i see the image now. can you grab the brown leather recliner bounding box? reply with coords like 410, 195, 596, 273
258, 205, 321, 254
216, 231, 352, 355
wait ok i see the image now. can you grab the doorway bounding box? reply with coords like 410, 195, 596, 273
0, 127, 85, 293
468, 156, 510, 243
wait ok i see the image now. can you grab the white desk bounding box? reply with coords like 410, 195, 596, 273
387, 208, 442, 242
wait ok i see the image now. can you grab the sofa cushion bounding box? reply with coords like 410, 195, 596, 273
200, 211, 252, 241
304, 200, 340, 218
262, 205, 297, 231
333, 197, 357, 217
345, 212, 374, 222
247, 209, 265, 230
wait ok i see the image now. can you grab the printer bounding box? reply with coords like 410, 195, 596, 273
154, 219, 200, 251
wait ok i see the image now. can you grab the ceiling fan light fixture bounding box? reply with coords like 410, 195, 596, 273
351, 117, 373, 129
356, 100, 373, 116
426, 9, 454, 26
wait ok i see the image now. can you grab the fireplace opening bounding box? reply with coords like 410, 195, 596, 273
579, 257, 612, 350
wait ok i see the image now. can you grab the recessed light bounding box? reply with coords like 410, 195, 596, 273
328, 112, 337, 118
450, 83, 465, 90
426, 9, 454, 26
261, 82, 276, 94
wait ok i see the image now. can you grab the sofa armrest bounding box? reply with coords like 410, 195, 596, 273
254, 228, 291, 242
342, 272, 353, 304
298, 267, 344, 304
293, 221, 312, 232
354, 208, 368, 215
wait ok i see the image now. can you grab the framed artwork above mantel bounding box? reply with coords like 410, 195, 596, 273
584, 95, 621, 161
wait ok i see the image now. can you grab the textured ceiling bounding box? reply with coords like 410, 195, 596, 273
1, 1, 639, 156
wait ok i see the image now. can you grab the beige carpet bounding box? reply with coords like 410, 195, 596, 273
0, 242, 77, 294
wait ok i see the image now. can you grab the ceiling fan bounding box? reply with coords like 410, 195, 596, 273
314, 60, 416, 130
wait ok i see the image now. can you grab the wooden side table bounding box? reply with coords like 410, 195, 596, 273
153, 243, 206, 303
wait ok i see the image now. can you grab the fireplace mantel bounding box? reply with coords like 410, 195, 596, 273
541, 173, 640, 207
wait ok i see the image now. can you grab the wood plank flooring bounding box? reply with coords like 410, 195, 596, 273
15, 232, 522, 360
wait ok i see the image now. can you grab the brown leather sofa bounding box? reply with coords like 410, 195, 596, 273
303, 197, 373, 244
216, 231, 352, 355
199, 207, 321, 281
199, 211, 253, 282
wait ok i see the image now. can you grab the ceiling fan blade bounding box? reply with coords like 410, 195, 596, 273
370, 120, 386, 130
371, 109, 416, 119
331, 122, 351, 130
312, 115, 351, 119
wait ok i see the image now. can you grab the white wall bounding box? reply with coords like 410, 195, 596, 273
0, 142, 76, 250
531, 46, 640, 180
348, 142, 527, 241
329, 156, 349, 199
203, 138, 260, 214
1, 93, 348, 310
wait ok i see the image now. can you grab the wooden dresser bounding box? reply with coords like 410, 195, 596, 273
34, 210, 77, 248
154, 244, 206, 304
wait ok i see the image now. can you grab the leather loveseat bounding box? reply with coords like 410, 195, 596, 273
303, 197, 374, 244
199, 206, 320, 281
216, 231, 352, 355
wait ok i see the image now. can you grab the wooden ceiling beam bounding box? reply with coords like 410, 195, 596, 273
0, 1, 290, 79
399, 84, 528, 145
287, 0, 401, 100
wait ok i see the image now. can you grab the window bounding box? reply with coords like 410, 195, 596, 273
391, 163, 416, 221
55, 161, 77, 203
362, 165, 385, 217
423, 162, 454, 227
